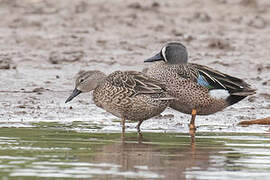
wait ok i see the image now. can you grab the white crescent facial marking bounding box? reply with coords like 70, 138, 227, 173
161, 46, 167, 62
209, 89, 230, 100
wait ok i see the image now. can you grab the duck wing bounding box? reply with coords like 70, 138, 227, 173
107, 71, 174, 99
187, 63, 255, 95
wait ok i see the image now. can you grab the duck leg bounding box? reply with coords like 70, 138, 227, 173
136, 120, 143, 134
121, 118, 126, 134
189, 109, 197, 132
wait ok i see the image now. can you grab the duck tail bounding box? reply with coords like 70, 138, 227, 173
226, 88, 256, 105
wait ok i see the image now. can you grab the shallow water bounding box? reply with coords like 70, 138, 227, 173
0, 122, 269, 180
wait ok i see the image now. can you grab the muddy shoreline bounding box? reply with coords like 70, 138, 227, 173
0, 0, 270, 133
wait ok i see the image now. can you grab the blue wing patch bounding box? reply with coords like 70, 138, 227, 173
197, 74, 212, 89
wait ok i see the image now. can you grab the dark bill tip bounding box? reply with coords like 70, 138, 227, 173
144, 53, 163, 63
65, 88, 82, 103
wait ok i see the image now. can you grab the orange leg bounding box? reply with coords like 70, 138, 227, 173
189, 109, 197, 132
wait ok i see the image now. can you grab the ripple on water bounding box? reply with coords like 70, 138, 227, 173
1, 127, 270, 180
0, 156, 36, 160
9, 165, 162, 179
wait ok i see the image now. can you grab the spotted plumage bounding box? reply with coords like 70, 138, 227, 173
65, 70, 173, 133
144, 42, 256, 131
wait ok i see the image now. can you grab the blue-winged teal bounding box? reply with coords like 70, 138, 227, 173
144, 42, 256, 131
65, 70, 173, 133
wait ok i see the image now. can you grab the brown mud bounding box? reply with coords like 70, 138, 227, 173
0, 0, 270, 132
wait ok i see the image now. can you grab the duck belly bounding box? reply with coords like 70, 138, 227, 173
93, 89, 169, 121
170, 98, 228, 115
167, 81, 230, 115
146, 67, 229, 115
125, 95, 170, 121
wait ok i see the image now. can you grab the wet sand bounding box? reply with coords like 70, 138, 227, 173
0, 0, 270, 133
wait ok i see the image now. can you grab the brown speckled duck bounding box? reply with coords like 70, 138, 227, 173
65, 70, 173, 133
144, 42, 256, 132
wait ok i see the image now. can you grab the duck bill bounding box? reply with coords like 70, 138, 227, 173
144, 53, 164, 62
65, 88, 81, 103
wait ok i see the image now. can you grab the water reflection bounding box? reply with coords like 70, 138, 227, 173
89, 133, 218, 180
0, 127, 270, 180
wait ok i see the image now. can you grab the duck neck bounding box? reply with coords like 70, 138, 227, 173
95, 72, 107, 88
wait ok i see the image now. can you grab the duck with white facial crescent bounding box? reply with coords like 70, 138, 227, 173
144, 42, 256, 132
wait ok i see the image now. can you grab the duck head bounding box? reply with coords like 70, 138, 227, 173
65, 70, 106, 103
144, 42, 188, 64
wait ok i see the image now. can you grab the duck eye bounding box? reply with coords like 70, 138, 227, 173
80, 79, 84, 83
